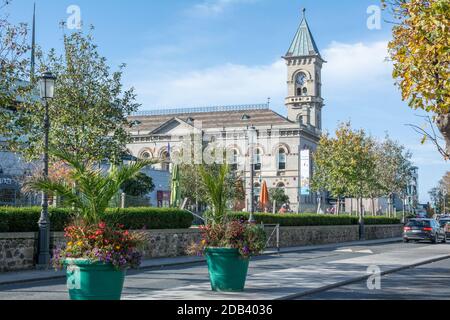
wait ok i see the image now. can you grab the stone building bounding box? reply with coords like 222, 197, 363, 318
126, 12, 325, 212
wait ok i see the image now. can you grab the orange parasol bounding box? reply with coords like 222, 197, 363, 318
259, 180, 270, 210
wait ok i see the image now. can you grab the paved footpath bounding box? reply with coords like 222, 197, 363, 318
1, 238, 450, 300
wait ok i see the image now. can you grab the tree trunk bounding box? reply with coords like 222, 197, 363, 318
436, 113, 450, 158
371, 198, 376, 216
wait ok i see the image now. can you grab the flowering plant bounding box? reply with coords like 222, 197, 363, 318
188, 220, 267, 259
52, 221, 147, 270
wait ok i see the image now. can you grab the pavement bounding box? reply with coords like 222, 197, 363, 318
0, 237, 401, 286
1, 238, 450, 300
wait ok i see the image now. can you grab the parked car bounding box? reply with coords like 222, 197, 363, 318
439, 219, 450, 238
403, 219, 446, 244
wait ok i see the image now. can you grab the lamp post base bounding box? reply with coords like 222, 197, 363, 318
37, 221, 51, 267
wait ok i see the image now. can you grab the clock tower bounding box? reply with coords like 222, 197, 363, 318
284, 9, 325, 130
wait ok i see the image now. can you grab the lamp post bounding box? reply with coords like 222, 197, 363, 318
37, 71, 56, 268
242, 114, 256, 223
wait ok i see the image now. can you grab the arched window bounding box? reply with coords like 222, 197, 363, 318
296, 87, 302, 96
276, 182, 285, 191
302, 87, 308, 96
230, 149, 239, 171
140, 150, 152, 160
277, 148, 287, 171
254, 149, 262, 171
161, 151, 170, 171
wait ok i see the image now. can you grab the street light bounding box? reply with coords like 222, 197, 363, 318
242, 114, 256, 223
37, 71, 56, 268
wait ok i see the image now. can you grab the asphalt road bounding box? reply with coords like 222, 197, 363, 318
0, 241, 448, 300
302, 256, 450, 300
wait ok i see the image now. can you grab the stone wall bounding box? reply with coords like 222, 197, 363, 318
265, 225, 360, 248
364, 224, 403, 241
0, 225, 403, 272
0, 233, 35, 272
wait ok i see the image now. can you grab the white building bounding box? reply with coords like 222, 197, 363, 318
126, 12, 325, 212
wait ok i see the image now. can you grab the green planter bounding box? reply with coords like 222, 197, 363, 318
65, 259, 126, 300
205, 248, 249, 292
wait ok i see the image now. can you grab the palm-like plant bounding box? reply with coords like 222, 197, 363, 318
28, 150, 153, 224
199, 164, 229, 225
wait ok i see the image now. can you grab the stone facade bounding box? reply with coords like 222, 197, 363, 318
0, 225, 403, 272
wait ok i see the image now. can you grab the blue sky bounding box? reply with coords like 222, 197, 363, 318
6, 0, 448, 202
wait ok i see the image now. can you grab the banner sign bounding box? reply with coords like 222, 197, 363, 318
0, 177, 15, 186
300, 150, 310, 196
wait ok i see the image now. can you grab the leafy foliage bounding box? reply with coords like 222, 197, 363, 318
429, 171, 450, 213
2, 29, 139, 163
383, 0, 450, 158
0, 0, 31, 114
120, 172, 155, 197
269, 188, 290, 211
27, 149, 152, 224
187, 220, 267, 258
311, 123, 377, 202
179, 162, 243, 209
198, 164, 230, 224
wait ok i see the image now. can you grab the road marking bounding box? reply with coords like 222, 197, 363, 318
355, 250, 374, 254
335, 249, 373, 254
335, 249, 354, 253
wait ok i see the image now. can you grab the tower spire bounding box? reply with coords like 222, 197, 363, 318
30, 2, 36, 80
285, 8, 320, 58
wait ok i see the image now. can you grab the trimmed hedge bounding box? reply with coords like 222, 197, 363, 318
363, 216, 402, 225
0, 207, 193, 232
228, 212, 401, 227
104, 208, 193, 230
0, 207, 72, 233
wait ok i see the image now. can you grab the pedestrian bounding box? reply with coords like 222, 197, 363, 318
279, 204, 288, 214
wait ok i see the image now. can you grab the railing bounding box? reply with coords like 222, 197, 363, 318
132, 104, 269, 117
264, 224, 280, 254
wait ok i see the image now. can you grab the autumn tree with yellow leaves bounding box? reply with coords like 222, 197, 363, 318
383, 0, 450, 159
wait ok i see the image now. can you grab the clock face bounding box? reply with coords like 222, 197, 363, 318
296, 73, 306, 86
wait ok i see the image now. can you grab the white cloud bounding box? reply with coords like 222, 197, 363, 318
321, 41, 393, 98
128, 40, 395, 110
131, 59, 285, 108
188, 0, 258, 16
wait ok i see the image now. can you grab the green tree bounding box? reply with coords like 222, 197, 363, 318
269, 188, 290, 211
179, 162, 242, 211
312, 132, 348, 214
372, 136, 413, 216
0, 0, 31, 112
2, 29, 139, 163
429, 171, 450, 214
120, 172, 155, 197
312, 123, 377, 217
383, 0, 450, 159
